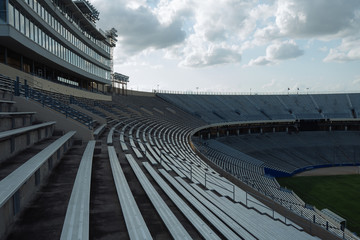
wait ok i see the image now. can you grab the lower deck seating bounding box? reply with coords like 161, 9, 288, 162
0, 131, 75, 238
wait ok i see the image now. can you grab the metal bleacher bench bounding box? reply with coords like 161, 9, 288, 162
106, 122, 121, 145
0, 121, 56, 140
143, 162, 219, 240
125, 154, 192, 240
93, 124, 106, 139
0, 111, 35, 116
108, 146, 152, 239
0, 131, 76, 216
60, 140, 96, 240
159, 169, 241, 240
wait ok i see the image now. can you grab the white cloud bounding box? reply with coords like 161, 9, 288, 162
93, 0, 186, 58
179, 43, 242, 68
258, 0, 360, 40
324, 37, 360, 62
247, 40, 304, 66
92, 0, 360, 73
247, 56, 271, 67
267, 40, 304, 60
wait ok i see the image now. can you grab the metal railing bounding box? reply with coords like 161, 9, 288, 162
10, 77, 95, 129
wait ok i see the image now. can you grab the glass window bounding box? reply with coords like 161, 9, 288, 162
34, 25, 38, 43
51, 38, 54, 54
45, 34, 48, 49
39, 29, 42, 46
41, 6, 44, 19
8, 4, 14, 26
30, 21, 34, 40
42, 31, 45, 48
20, 13, 25, 34
34, 0, 38, 13
14, 8, 19, 30
25, 18, 30, 37
0, 0, 6, 24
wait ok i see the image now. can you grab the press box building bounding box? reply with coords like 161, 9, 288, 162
0, 0, 117, 96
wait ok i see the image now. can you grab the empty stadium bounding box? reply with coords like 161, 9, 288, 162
1, 1, 359, 240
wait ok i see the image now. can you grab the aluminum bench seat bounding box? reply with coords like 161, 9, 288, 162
108, 147, 152, 239
125, 154, 191, 240
143, 162, 219, 240
60, 140, 96, 240
93, 124, 106, 139
159, 169, 241, 240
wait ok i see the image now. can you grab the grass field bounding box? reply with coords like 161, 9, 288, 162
277, 174, 360, 235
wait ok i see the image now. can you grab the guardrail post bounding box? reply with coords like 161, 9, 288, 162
24, 79, 29, 98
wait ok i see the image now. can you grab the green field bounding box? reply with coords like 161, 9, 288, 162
277, 175, 360, 234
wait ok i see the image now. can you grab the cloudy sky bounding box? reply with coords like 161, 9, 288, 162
92, 0, 360, 93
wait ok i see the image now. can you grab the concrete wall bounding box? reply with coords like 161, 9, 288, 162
14, 96, 93, 141
114, 89, 156, 97
0, 63, 112, 101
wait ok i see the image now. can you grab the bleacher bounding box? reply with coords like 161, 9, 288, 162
1, 72, 359, 240
0, 82, 77, 237
158, 93, 359, 123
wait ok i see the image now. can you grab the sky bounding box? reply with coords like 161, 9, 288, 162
92, 0, 360, 94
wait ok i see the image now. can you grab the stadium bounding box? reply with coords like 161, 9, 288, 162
0, 0, 359, 240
